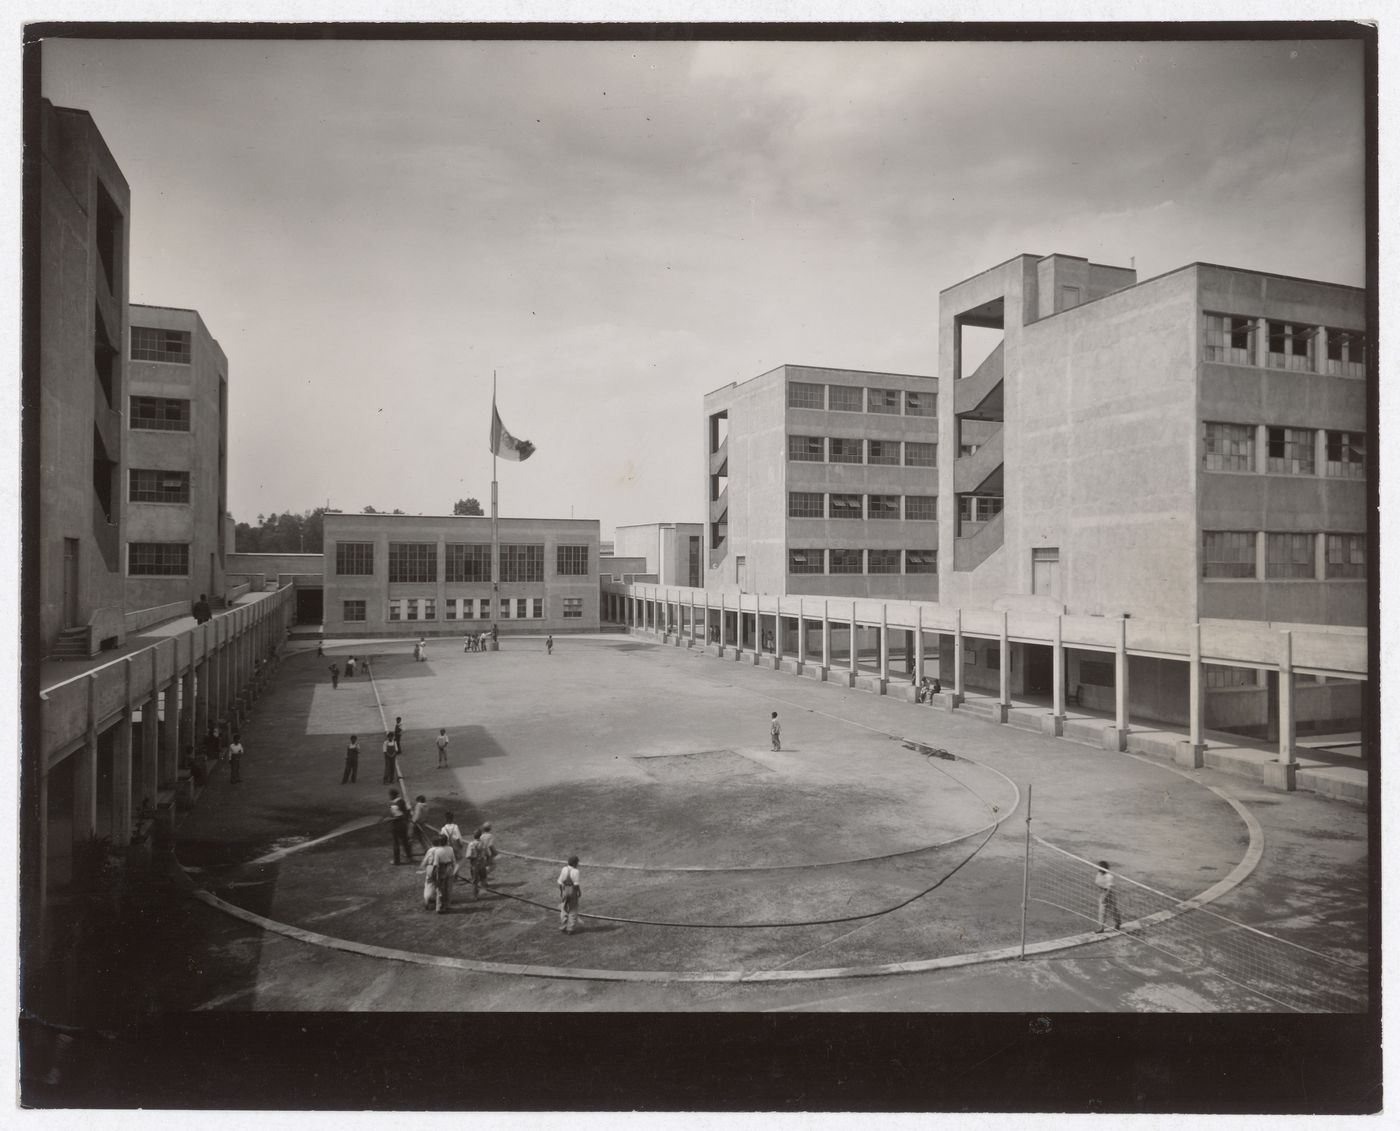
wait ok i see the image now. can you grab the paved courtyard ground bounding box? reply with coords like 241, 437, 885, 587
144, 631, 1371, 1014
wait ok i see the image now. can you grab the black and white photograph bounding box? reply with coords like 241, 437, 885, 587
17, 10, 1382, 1118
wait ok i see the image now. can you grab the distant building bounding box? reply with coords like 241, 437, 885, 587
322, 512, 601, 635
613, 522, 703, 587
124, 304, 229, 615
597, 555, 654, 584
704, 365, 940, 600
38, 100, 131, 658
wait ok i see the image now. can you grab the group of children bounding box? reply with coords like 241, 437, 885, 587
402, 800, 499, 913
462, 625, 500, 653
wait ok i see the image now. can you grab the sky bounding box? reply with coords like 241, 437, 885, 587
40, 34, 1367, 539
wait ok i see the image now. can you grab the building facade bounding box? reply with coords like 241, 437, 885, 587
38, 100, 131, 658
704, 364, 940, 600
125, 304, 229, 615
322, 512, 601, 636
613, 522, 704, 587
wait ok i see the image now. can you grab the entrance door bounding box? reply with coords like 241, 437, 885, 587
295, 587, 324, 626
1024, 644, 1053, 696
63, 538, 80, 627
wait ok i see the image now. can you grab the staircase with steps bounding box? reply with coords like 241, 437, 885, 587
49, 627, 92, 660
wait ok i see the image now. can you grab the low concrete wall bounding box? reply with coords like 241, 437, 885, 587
125, 601, 188, 634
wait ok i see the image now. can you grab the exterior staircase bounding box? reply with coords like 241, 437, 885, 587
50, 626, 92, 660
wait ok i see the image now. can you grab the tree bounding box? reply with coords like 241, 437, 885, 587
453, 497, 484, 516
362, 505, 379, 514
232, 507, 328, 553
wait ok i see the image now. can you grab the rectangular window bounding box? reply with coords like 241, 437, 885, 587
343, 600, 366, 623
444, 598, 457, 621
556, 545, 590, 576
1203, 531, 1256, 579
788, 434, 824, 462
958, 495, 1004, 523
828, 385, 863, 412
867, 494, 900, 520
788, 491, 824, 518
500, 543, 544, 583
128, 542, 188, 576
829, 548, 863, 574
867, 548, 901, 573
1325, 533, 1365, 579
787, 382, 825, 409
388, 542, 437, 583
788, 549, 824, 574
446, 543, 491, 583
532, 597, 544, 619
1324, 328, 1366, 378
1205, 665, 1259, 689
515, 598, 528, 619
828, 438, 863, 464
1325, 431, 1365, 479
905, 549, 937, 574
905, 496, 937, 521
1203, 312, 1255, 365
335, 541, 375, 576
905, 390, 936, 417
130, 326, 192, 364
387, 600, 402, 622
829, 493, 863, 519
422, 599, 437, 620
867, 440, 900, 466
1266, 533, 1314, 579
867, 388, 901, 414
128, 468, 190, 504
1267, 321, 1314, 372
129, 395, 191, 431
1204, 422, 1256, 472
905, 441, 937, 467
460, 598, 475, 620
563, 597, 584, 619
406, 599, 419, 621
499, 599, 512, 619
1266, 426, 1316, 475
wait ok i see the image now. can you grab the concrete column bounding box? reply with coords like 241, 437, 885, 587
1264, 631, 1299, 791
703, 593, 710, 645
1044, 615, 1066, 737
1104, 617, 1129, 751
74, 674, 100, 843
821, 600, 831, 672
180, 662, 196, 753
690, 592, 697, 641
1314, 531, 1327, 582
1254, 315, 1268, 368
775, 603, 784, 663
914, 606, 924, 683
1255, 423, 1268, 475
1255, 530, 1267, 581
995, 611, 1009, 723
953, 609, 965, 705
719, 593, 727, 648
1177, 622, 1205, 768
160, 681, 180, 787
1314, 429, 1327, 484
1316, 325, 1329, 374
140, 691, 159, 807
111, 659, 134, 848
879, 605, 889, 684
848, 604, 858, 676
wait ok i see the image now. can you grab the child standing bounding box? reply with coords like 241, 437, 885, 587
435, 728, 450, 768
770, 711, 781, 752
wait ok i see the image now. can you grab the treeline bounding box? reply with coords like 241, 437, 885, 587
233, 498, 484, 553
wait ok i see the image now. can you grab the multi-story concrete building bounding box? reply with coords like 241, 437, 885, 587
322, 512, 601, 636
125, 304, 229, 616
704, 365, 940, 600
37, 100, 131, 658
938, 253, 1367, 726
613, 522, 704, 587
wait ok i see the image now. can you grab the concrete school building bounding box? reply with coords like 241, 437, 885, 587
321, 512, 602, 636
38, 99, 132, 659
704, 365, 940, 601
612, 521, 704, 587
125, 304, 230, 620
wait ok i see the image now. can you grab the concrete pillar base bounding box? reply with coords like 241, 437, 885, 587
1041, 714, 1065, 738
831, 670, 856, 688
1103, 727, 1128, 752
1262, 761, 1298, 792
1175, 741, 1205, 769
991, 703, 1009, 724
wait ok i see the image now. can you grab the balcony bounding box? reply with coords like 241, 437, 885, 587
953, 425, 1003, 494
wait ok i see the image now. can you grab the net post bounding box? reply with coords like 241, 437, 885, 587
1019, 783, 1033, 960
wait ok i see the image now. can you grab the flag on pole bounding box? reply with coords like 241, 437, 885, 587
490, 399, 535, 462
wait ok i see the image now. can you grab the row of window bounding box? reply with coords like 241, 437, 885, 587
787, 381, 937, 417
788, 548, 937, 575
361, 596, 586, 622
130, 395, 190, 431
1202, 313, 1366, 377
788, 435, 937, 466
1202, 531, 1365, 579
789, 492, 937, 521
129, 468, 190, 504
131, 326, 192, 364
1204, 423, 1366, 478
335, 541, 591, 583
128, 541, 188, 576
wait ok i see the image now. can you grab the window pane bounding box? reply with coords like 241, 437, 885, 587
128, 468, 190, 503
1325, 431, 1365, 478
131, 326, 192, 363
1203, 531, 1256, 578
829, 493, 863, 519
867, 494, 900, 519
1203, 312, 1254, 365
867, 388, 900, 414
343, 600, 366, 622
563, 597, 584, 618
787, 491, 824, 518
1266, 426, 1315, 475
556, 545, 589, 575
828, 385, 863, 412
129, 395, 191, 431
335, 541, 375, 576
867, 440, 900, 465
828, 438, 863, 464
829, 549, 863, 574
788, 434, 824, 462
905, 550, 936, 574
905, 441, 936, 467
905, 496, 937, 521
128, 542, 189, 576
788, 549, 824, 574
787, 382, 825, 409
905, 391, 936, 417
1203, 422, 1255, 472
1325, 534, 1365, 578
388, 542, 437, 583
446, 543, 491, 582
867, 549, 900, 573
500, 543, 544, 583
1266, 533, 1314, 579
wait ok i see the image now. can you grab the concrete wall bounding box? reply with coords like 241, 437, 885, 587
613, 523, 704, 586
39, 102, 131, 654
322, 513, 600, 635
125, 305, 229, 614
226, 551, 326, 578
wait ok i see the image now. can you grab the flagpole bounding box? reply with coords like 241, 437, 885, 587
491, 370, 499, 627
